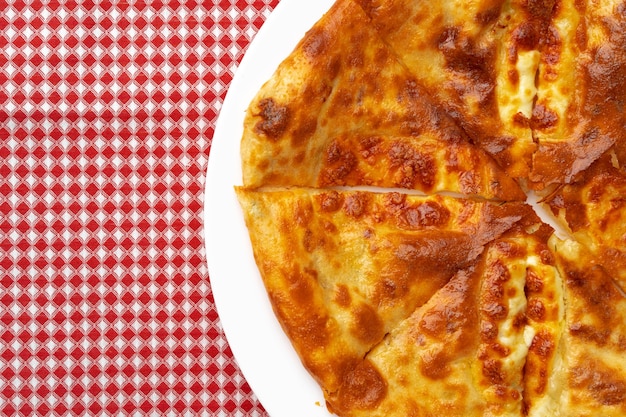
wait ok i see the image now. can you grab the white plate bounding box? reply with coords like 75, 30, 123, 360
204, 1, 335, 416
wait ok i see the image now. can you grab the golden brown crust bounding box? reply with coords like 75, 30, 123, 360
241, 0, 525, 201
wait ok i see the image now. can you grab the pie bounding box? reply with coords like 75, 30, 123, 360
233, 0, 626, 415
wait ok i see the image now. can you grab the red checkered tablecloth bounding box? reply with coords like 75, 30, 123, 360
0, 1, 279, 415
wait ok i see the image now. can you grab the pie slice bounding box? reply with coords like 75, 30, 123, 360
241, 0, 525, 201
355, 0, 549, 179
326, 202, 554, 416
530, 0, 626, 188
235, 187, 530, 403
524, 237, 626, 416
542, 155, 626, 290
521, 238, 565, 416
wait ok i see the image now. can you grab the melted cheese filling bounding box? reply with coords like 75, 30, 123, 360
516, 50, 540, 119
498, 257, 532, 375
524, 236, 569, 417
527, 271, 566, 417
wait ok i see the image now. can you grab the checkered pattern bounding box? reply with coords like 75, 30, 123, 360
0, 1, 277, 415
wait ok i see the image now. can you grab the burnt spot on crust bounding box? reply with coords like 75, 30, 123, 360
531, 104, 559, 130
419, 300, 468, 341
459, 171, 481, 196
254, 98, 290, 140
539, 246, 556, 265
351, 303, 384, 344
526, 0, 557, 20
293, 199, 313, 227
358, 136, 384, 163
437, 26, 496, 107
482, 302, 508, 321
563, 199, 589, 232
291, 116, 317, 147
570, 361, 626, 406
374, 276, 410, 308
343, 193, 370, 218
388, 141, 436, 190
512, 21, 541, 52
316, 190, 344, 213
334, 360, 387, 411
323, 220, 338, 234
393, 232, 481, 278
569, 323, 611, 347
403, 201, 451, 229
538, 7, 626, 184
334, 284, 351, 308
302, 26, 330, 60
510, 0, 558, 59
481, 320, 499, 342
420, 349, 452, 380
327, 140, 350, 164
483, 358, 506, 385
585, 33, 626, 113
401, 79, 422, 102
277, 266, 315, 305
481, 260, 511, 322
561, 260, 626, 351
382, 192, 407, 212
474, 204, 525, 245
494, 240, 527, 259
475, 4, 502, 25
416, 273, 479, 381
320, 140, 359, 186
575, 16, 588, 51
542, 25, 563, 76
565, 265, 618, 324
527, 299, 547, 322
302, 229, 315, 253
508, 69, 520, 86
526, 269, 545, 294
273, 266, 330, 350
302, 228, 327, 253
527, 330, 556, 393
301, 24, 342, 81
480, 135, 516, 158
513, 311, 528, 330
512, 112, 531, 130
